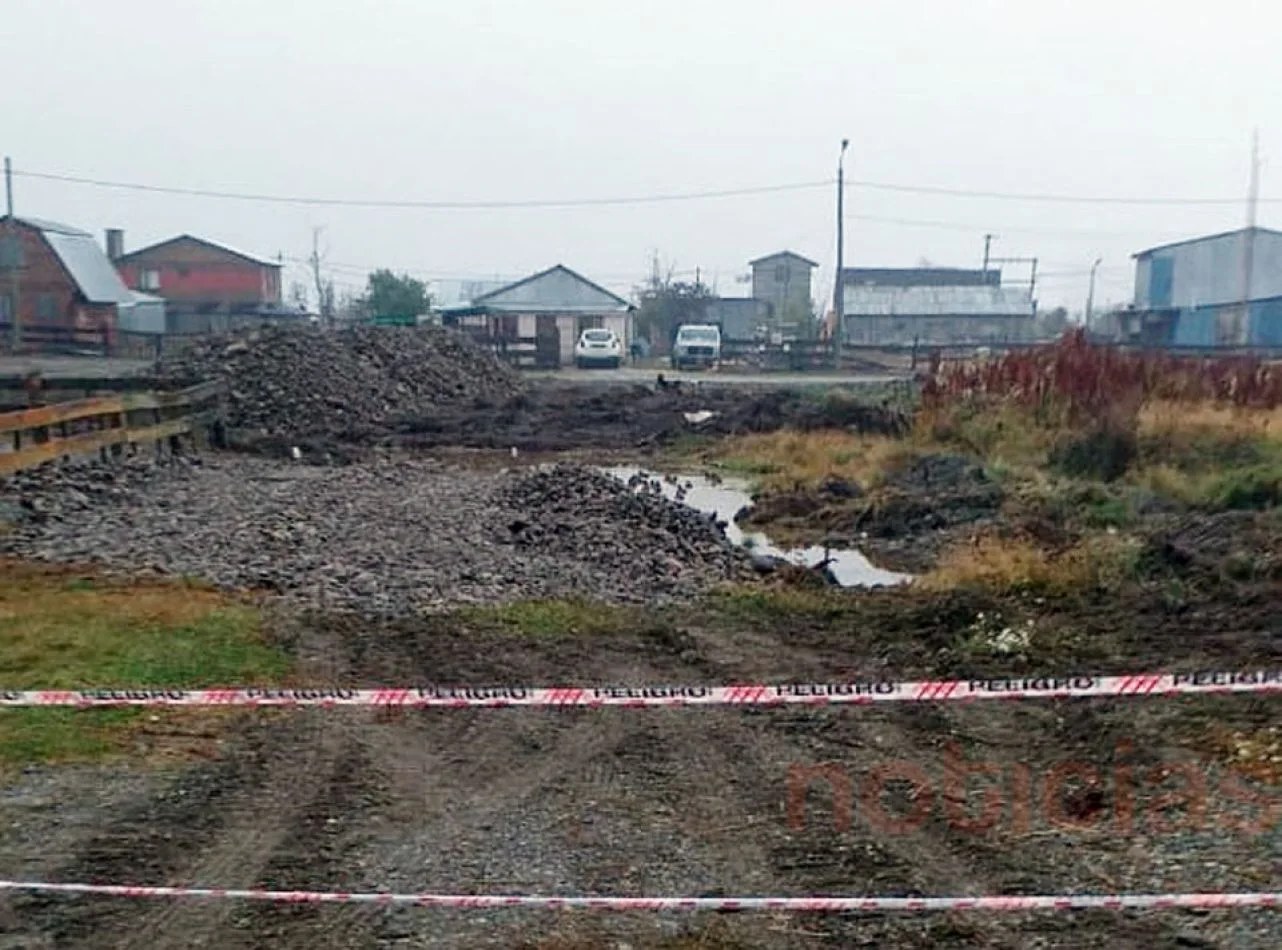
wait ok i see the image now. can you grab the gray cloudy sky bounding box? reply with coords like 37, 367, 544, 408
3, 0, 1278, 310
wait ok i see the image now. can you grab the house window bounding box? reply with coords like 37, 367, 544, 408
775, 265, 788, 283
0, 294, 11, 321
37, 294, 58, 321
139, 269, 161, 291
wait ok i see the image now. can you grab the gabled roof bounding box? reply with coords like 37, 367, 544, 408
749, 250, 819, 268
467, 264, 632, 313
1133, 226, 1282, 259
115, 233, 283, 268
2, 215, 133, 304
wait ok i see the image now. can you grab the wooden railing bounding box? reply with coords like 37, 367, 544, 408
0, 380, 225, 475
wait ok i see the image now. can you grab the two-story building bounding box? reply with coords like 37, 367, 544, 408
749, 251, 817, 324
111, 232, 285, 333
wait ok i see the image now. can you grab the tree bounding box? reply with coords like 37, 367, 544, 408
633, 257, 713, 346
288, 281, 310, 311
365, 270, 430, 320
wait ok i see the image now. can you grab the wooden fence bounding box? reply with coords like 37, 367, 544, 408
0, 380, 225, 476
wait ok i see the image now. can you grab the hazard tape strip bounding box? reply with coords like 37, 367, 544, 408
0, 880, 1277, 912
0, 670, 1278, 708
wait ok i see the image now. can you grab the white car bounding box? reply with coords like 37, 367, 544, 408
574, 328, 622, 369
671, 324, 721, 369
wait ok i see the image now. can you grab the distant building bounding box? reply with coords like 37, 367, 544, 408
749, 251, 817, 322
442, 264, 633, 368
841, 267, 1034, 346
0, 216, 133, 351
112, 233, 286, 333
1124, 227, 1282, 347
704, 297, 772, 342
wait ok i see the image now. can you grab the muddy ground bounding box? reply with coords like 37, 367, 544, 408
229, 381, 910, 460
1, 584, 1279, 949
1, 379, 1280, 949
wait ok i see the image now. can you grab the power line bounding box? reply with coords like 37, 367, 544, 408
13, 164, 1277, 209
13, 167, 830, 209
846, 178, 1276, 206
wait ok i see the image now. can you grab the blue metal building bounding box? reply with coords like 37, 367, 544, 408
1128, 227, 1282, 347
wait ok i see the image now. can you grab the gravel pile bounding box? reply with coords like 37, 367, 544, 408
0, 455, 184, 527
498, 464, 754, 581
161, 324, 524, 441
1, 455, 754, 611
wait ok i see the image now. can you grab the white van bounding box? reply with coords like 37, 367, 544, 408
671, 324, 721, 369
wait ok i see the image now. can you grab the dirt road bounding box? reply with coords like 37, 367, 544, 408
1, 593, 1278, 949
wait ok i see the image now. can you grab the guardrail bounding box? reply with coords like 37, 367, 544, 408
0, 380, 225, 476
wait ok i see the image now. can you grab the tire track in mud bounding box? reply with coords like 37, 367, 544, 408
8, 713, 355, 949
207, 728, 390, 950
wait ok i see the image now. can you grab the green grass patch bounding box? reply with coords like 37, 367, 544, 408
459, 599, 639, 637
711, 584, 855, 623
0, 564, 288, 765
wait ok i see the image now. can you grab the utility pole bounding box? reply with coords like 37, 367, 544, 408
309, 227, 331, 325
1086, 257, 1103, 330
982, 233, 994, 274
1239, 128, 1261, 345
831, 138, 850, 339
4, 157, 19, 351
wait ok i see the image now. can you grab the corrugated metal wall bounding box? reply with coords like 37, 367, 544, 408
1135, 231, 1282, 310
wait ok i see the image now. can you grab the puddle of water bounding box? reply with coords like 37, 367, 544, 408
604, 467, 911, 588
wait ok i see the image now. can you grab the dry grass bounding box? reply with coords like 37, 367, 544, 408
0, 561, 287, 764
714, 430, 914, 493
1138, 400, 1282, 443
917, 533, 1142, 594
1222, 727, 1282, 785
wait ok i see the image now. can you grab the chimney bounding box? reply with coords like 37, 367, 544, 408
105, 229, 124, 261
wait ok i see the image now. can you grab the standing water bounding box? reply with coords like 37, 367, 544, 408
603, 468, 910, 588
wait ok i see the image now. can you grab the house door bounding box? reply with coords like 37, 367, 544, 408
535, 315, 560, 369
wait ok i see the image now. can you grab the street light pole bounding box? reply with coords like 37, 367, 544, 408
832, 138, 849, 339
1086, 257, 1103, 331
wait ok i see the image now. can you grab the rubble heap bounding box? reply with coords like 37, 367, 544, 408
162, 324, 524, 440
498, 464, 755, 583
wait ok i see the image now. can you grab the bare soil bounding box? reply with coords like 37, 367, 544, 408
231, 382, 909, 460
0, 577, 1279, 949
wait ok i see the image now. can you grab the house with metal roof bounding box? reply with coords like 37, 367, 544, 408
111, 232, 285, 331
443, 264, 633, 368
0, 216, 133, 352
1123, 227, 1282, 347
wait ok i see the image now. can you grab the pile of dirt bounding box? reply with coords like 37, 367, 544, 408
160, 324, 524, 442
497, 464, 755, 582
1139, 509, 1282, 583
739, 453, 1004, 572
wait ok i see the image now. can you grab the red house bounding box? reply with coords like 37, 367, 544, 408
0, 216, 132, 350
111, 233, 283, 320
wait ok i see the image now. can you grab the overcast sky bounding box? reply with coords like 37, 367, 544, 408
3, 0, 1278, 310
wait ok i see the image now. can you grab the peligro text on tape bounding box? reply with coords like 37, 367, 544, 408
0, 880, 1276, 912
0, 669, 1279, 708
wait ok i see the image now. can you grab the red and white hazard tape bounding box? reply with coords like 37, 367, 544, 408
0, 880, 1277, 912
0, 669, 1278, 708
